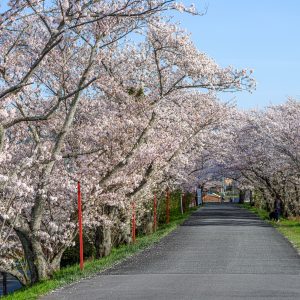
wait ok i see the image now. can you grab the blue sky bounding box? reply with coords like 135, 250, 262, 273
173, 0, 300, 109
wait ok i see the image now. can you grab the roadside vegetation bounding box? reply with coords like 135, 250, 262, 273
240, 203, 300, 252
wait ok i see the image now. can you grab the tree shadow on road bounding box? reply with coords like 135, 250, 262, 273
181, 219, 271, 227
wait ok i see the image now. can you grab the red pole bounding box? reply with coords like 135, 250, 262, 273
132, 202, 136, 243
77, 181, 84, 271
166, 189, 170, 224
153, 194, 157, 231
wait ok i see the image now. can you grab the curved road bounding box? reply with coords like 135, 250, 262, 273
43, 204, 300, 300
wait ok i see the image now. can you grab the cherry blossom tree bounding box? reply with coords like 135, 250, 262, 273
0, 1, 255, 285
0, 0, 192, 284
209, 99, 300, 214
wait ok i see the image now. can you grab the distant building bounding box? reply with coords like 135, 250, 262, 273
203, 193, 221, 203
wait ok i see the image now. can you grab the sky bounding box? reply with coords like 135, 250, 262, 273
173, 0, 300, 109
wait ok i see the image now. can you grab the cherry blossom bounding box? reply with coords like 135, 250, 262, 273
0, 0, 255, 285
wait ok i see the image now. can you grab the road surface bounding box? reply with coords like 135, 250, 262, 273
43, 204, 300, 300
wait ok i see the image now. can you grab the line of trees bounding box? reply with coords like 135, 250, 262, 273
223, 100, 300, 215
0, 0, 255, 286
192, 100, 300, 217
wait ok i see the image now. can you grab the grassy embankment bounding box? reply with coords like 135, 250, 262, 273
3, 204, 197, 300
240, 203, 300, 252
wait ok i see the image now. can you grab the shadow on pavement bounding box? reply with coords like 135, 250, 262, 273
182, 219, 270, 227
181, 204, 270, 227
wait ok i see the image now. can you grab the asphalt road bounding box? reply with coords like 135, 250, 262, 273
43, 204, 300, 300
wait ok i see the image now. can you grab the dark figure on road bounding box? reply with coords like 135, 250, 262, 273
269, 210, 279, 222
269, 198, 281, 222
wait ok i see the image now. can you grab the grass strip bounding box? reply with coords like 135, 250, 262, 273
3, 209, 197, 300
240, 203, 300, 252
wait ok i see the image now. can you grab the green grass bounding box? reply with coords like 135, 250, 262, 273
240, 203, 300, 253
3, 208, 197, 300
275, 218, 300, 251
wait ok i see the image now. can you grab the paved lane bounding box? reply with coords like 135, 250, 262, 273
43, 204, 300, 300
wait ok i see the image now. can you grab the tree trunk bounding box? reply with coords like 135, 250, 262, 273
94, 225, 112, 259
239, 190, 245, 204
32, 239, 51, 281
15, 230, 39, 285
141, 211, 153, 235
249, 190, 253, 206
15, 229, 59, 284
50, 251, 64, 274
